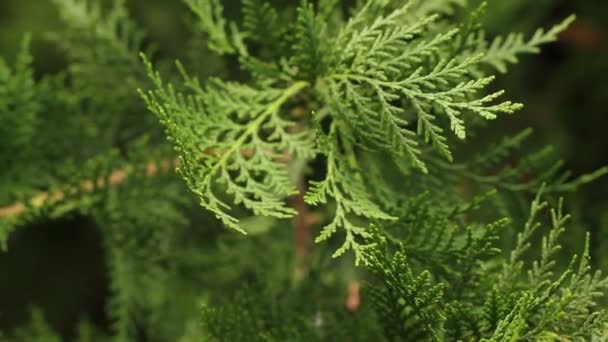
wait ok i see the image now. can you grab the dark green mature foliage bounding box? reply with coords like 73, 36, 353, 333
0, 0, 607, 341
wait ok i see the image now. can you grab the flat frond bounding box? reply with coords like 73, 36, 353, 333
0, 35, 39, 182
362, 226, 446, 341
473, 15, 576, 73
291, 1, 329, 82
305, 125, 395, 260
141, 57, 314, 233
324, 4, 522, 171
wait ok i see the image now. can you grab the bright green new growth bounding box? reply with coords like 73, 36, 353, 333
141, 0, 578, 257
141, 69, 314, 233
480, 15, 576, 73
1, 0, 608, 340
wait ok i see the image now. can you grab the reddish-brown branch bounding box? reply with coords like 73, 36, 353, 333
346, 280, 361, 312
290, 178, 318, 280
287, 109, 318, 281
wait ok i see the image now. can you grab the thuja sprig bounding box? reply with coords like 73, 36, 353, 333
1, 0, 607, 341
140, 58, 313, 233
141, 0, 538, 256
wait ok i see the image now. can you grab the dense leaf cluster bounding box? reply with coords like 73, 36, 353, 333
0, 0, 606, 341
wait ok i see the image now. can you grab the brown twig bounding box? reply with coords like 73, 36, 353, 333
0, 160, 174, 219
290, 178, 318, 281
0, 140, 300, 220
2, 109, 318, 284
346, 280, 361, 312
287, 107, 319, 282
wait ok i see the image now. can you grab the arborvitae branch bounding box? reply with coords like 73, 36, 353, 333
1, 0, 606, 340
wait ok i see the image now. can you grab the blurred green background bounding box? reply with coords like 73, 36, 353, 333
1, 0, 607, 339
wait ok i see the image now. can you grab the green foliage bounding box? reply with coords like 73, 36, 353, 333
291, 1, 329, 82
361, 226, 446, 341
0, 35, 40, 199
144, 0, 531, 255
141, 63, 315, 233
8, 309, 61, 342
325, 4, 521, 168
0, 0, 606, 341
184, 0, 245, 55
200, 286, 316, 341
50, 0, 146, 97
0, 35, 38, 168
479, 15, 576, 73
305, 123, 395, 260
357, 190, 608, 341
